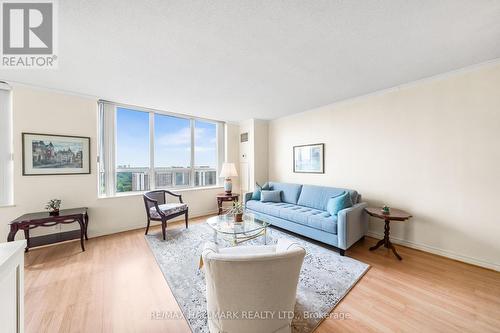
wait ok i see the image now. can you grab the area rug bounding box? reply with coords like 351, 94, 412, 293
145, 223, 369, 333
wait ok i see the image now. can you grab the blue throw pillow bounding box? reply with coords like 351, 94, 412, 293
251, 182, 270, 201
251, 190, 261, 200
326, 191, 352, 215
260, 190, 281, 203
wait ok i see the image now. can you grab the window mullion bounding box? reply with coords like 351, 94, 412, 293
190, 119, 195, 187
217, 122, 225, 187
149, 112, 155, 190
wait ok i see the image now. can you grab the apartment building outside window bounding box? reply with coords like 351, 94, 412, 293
98, 101, 224, 196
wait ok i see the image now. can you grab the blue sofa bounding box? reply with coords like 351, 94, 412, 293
244, 182, 368, 255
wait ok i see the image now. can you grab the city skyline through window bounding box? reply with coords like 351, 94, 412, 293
112, 107, 220, 193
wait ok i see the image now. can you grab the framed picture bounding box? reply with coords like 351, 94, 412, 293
22, 133, 91, 175
293, 143, 324, 173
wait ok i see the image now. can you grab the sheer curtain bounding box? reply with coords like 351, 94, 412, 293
97, 100, 116, 197
0, 83, 13, 205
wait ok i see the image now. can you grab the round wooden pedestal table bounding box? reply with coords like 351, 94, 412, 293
364, 207, 412, 260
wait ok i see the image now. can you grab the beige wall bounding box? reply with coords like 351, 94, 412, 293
0, 86, 236, 242
268, 62, 500, 270
253, 119, 269, 186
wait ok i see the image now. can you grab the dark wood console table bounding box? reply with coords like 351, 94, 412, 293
8, 207, 89, 252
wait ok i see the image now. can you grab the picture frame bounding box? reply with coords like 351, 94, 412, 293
293, 143, 324, 173
22, 133, 91, 176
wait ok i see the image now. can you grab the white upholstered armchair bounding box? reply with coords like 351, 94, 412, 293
202, 239, 306, 333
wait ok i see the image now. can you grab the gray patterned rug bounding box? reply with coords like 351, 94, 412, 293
145, 223, 369, 333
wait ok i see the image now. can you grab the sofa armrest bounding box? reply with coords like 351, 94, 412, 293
337, 202, 368, 250
244, 192, 253, 204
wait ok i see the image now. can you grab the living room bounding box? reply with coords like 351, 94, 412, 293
0, 1, 499, 333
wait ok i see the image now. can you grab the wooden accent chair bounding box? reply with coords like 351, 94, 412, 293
143, 190, 188, 240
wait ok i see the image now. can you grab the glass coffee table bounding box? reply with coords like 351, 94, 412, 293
206, 213, 270, 246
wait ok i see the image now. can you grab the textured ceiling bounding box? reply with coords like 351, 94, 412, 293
1, 0, 500, 121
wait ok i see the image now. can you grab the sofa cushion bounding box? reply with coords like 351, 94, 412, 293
308, 212, 338, 234
278, 205, 337, 234
297, 185, 358, 211
246, 200, 338, 234
260, 190, 282, 203
326, 191, 353, 216
268, 182, 303, 204
246, 200, 287, 217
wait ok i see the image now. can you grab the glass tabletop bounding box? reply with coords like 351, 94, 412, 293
206, 213, 269, 235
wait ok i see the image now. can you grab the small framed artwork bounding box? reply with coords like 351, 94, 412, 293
22, 133, 91, 175
293, 143, 324, 173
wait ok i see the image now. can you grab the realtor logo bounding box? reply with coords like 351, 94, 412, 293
1, 0, 57, 68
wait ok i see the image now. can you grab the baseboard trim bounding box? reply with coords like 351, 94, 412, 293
88, 209, 218, 239
365, 231, 500, 272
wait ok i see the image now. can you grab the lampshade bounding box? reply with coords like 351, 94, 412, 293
219, 162, 238, 178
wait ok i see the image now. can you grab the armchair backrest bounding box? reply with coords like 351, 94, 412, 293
143, 191, 165, 219
202, 241, 305, 333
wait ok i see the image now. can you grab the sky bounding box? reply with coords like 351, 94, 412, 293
116, 108, 217, 168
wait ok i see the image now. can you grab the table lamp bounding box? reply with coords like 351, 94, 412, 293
220, 162, 238, 195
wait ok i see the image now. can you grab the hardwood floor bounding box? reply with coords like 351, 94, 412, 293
24, 216, 500, 333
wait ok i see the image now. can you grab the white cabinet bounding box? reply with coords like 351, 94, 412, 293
0, 240, 26, 333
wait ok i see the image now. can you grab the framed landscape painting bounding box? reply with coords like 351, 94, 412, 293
22, 133, 91, 175
293, 143, 324, 173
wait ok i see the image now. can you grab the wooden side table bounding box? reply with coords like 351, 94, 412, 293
365, 207, 412, 260
216, 193, 239, 215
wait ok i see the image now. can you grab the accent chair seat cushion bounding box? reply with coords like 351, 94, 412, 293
150, 203, 188, 219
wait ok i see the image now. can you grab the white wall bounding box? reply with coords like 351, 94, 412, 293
239, 119, 254, 193
268, 61, 500, 271
238, 119, 269, 194
225, 122, 241, 192
0, 86, 237, 242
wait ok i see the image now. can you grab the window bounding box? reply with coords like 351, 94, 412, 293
0, 84, 13, 206
194, 120, 218, 187
98, 101, 224, 196
155, 114, 191, 188
116, 108, 150, 192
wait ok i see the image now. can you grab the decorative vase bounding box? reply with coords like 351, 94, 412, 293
381, 205, 390, 215
224, 178, 233, 195
234, 213, 243, 222
49, 209, 60, 216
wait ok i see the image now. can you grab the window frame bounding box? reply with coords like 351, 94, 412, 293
98, 100, 224, 197
0, 84, 13, 206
